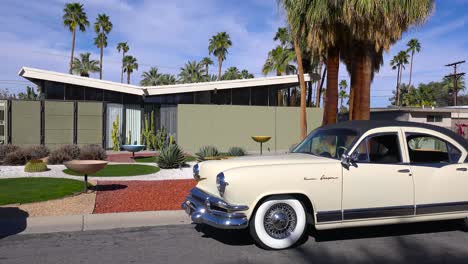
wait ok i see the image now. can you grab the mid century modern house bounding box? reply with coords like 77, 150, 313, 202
0, 67, 323, 153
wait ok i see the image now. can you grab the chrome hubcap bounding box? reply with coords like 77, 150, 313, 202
264, 203, 297, 239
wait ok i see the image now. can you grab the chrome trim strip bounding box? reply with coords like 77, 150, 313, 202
416, 201, 468, 215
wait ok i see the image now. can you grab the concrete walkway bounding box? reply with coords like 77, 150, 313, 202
0, 162, 194, 181
0, 210, 190, 236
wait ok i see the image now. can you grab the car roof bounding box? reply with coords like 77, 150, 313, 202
320, 120, 468, 151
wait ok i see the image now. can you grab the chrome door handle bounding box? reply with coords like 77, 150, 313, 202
456, 168, 467, 172
397, 169, 411, 173
304, 177, 317, 181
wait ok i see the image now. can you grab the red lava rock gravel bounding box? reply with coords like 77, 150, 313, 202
106, 152, 155, 163
93, 180, 196, 214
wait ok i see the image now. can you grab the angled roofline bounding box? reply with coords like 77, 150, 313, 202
19, 67, 144, 96
144, 73, 318, 95
18, 67, 320, 97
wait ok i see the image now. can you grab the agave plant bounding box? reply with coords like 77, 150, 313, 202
196, 146, 220, 161
157, 144, 185, 169
228, 147, 245, 157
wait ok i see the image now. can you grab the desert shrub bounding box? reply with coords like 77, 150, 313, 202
4, 150, 27, 165
79, 144, 107, 160
0, 144, 20, 161
24, 160, 48, 172
48, 149, 72, 165
22, 145, 50, 160
157, 144, 185, 169
228, 147, 246, 157
60, 144, 81, 159
196, 146, 220, 161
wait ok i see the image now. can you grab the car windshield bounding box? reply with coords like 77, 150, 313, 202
292, 128, 358, 159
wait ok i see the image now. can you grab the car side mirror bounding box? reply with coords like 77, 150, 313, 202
341, 152, 358, 168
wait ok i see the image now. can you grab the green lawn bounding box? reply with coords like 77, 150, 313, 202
134, 155, 197, 163
63, 164, 160, 177
0, 178, 86, 206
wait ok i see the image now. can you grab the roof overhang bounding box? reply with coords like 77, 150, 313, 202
19, 67, 144, 96
18, 67, 321, 97
144, 73, 318, 96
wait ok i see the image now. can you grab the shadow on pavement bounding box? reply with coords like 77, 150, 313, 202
92, 184, 127, 192
194, 224, 253, 246
0, 207, 29, 239
311, 219, 462, 242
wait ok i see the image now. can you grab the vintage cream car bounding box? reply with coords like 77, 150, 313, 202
182, 120, 468, 249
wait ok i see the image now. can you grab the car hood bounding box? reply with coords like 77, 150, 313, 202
195, 153, 336, 196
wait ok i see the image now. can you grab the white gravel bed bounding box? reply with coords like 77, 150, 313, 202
0, 162, 195, 181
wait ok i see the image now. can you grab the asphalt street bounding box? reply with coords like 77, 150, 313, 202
1, 220, 467, 264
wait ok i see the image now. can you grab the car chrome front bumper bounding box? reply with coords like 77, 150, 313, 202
181, 187, 249, 229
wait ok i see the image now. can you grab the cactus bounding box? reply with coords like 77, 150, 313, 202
155, 127, 168, 150
127, 130, 132, 145
24, 160, 48, 173
111, 115, 120, 151
142, 111, 155, 150
157, 144, 185, 169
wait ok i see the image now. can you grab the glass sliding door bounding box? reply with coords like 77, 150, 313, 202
106, 103, 123, 149
125, 104, 142, 145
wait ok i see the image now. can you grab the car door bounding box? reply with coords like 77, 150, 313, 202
401, 128, 468, 215
342, 128, 415, 220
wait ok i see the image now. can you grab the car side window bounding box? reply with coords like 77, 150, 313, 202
353, 133, 402, 164
406, 133, 461, 164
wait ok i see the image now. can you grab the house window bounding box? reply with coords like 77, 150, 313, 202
426, 115, 443, 122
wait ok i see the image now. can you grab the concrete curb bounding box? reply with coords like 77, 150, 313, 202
0, 210, 191, 236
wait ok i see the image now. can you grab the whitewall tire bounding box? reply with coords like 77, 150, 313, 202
463, 216, 468, 232
249, 197, 307, 250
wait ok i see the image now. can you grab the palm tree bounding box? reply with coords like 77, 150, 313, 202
338, 80, 349, 113
63, 3, 89, 74
72, 52, 100, 77
443, 75, 466, 106
262, 46, 296, 76
116, 42, 129, 83
140, 67, 162, 86
159, 74, 177, 85
241, 70, 254, 79
17, 86, 38, 100
407, 38, 421, 87
201, 57, 214, 76
208, 32, 232, 80
179, 61, 205, 83
94, 14, 113, 80
390, 51, 410, 106
222, 67, 240, 80
274, 27, 291, 46
122, 55, 138, 84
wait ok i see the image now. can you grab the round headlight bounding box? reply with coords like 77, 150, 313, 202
216, 172, 229, 197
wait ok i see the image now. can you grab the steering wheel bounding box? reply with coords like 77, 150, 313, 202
337, 146, 348, 158
319, 152, 332, 158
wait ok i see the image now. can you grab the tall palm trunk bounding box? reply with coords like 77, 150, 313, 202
315, 59, 323, 108
127, 72, 131, 84
396, 65, 401, 106
293, 37, 308, 139
120, 52, 125, 83
323, 47, 339, 125
69, 28, 76, 74
359, 52, 372, 120
99, 45, 103, 80
348, 76, 355, 120
408, 51, 414, 87
351, 63, 362, 120
217, 58, 222, 81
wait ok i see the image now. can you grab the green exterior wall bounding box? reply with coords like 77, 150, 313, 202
77, 102, 102, 146
45, 101, 74, 149
177, 104, 323, 153
11, 101, 41, 146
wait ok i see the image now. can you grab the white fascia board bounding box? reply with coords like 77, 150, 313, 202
144, 74, 312, 96
19, 67, 144, 96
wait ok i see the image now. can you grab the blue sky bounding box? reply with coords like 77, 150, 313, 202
0, 0, 466, 107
